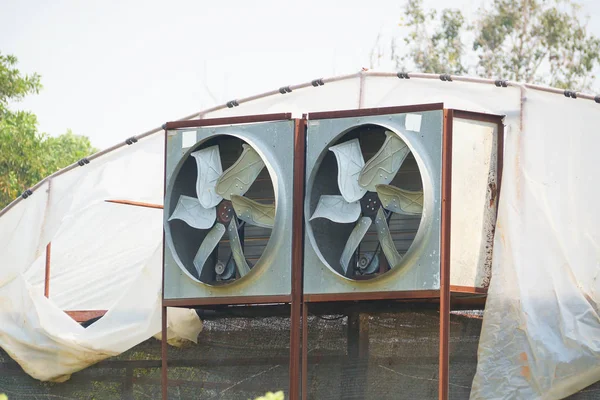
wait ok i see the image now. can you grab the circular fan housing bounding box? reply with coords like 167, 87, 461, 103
307, 124, 425, 281
166, 135, 276, 286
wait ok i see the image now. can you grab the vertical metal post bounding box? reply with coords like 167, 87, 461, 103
289, 118, 306, 400
302, 302, 308, 400
161, 306, 168, 400
123, 366, 134, 400
341, 312, 370, 399
161, 128, 169, 400
439, 109, 453, 400
44, 242, 51, 297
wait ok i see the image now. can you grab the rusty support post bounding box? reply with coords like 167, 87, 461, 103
302, 302, 308, 400
161, 306, 168, 400
289, 118, 306, 400
439, 109, 453, 400
44, 242, 51, 297
341, 312, 370, 399
123, 366, 134, 400
161, 127, 168, 400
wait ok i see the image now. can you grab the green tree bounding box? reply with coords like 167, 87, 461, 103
0, 53, 96, 209
391, 0, 600, 90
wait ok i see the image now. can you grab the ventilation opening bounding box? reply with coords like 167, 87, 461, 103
167, 135, 275, 285
308, 124, 424, 280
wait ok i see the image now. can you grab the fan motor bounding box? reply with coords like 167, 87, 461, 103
356, 252, 380, 275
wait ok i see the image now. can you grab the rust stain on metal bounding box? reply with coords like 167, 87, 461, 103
488, 182, 497, 207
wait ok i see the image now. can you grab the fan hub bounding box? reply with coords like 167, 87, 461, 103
360, 192, 382, 219
217, 200, 235, 224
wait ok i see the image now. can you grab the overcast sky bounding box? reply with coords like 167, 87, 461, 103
2, 0, 599, 149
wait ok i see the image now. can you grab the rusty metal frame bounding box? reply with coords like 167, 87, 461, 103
289, 118, 306, 400
439, 109, 453, 400
308, 102, 444, 120
163, 295, 291, 307
441, 108, 504, 400
301, 302, 308, 400
164, 112, 292, 130
161, 126, 169, 400
304, 290, 440, 303
154, 107, 504, 399
161, 113, 302, 400
302, 102, 446, 306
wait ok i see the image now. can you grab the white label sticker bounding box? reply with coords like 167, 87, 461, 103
181, 130, 197, 149
405, 113, 422, 132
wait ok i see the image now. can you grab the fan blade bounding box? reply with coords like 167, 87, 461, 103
329, 139, 367, 203
228, 219, 251, 277
374, 208, 403, 268
168, 195, 216, 229
231, 195, 275, 229
193, 223, 226, 277
358, 131, 410, 192
191, 145, 223, 209
309, 195, 361, 223
376, 184, 424, 215
216, 144, 265, 200
339, 217, 372, 274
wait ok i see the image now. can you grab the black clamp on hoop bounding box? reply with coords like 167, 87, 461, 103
77, 158, 90, 166
226, 100, 240, 108
564, 90, 577, 99
279, 86, 292, 94
397, 72, 410, 79
125, 136, 138, 145
595, 95, 600, 104
439, 74, 452, 82
21, 189, 33, 199
311, 78, 325, 87
494, 79, 508, 87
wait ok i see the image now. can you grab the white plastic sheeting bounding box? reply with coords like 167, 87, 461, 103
470, 90, 600, 399
1, 72, 599, 398
0, 133, 202, 382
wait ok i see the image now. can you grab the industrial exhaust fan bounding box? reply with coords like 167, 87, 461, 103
303, 105, 501, 299
303, 107, 444, 298
163, 119, 295, 301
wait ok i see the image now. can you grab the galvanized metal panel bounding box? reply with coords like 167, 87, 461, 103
304, 110, 444, 294
164, 120, 294, 299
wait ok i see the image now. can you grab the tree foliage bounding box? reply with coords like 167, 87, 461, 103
0, 53, 96, 209
391, 0, 600, 90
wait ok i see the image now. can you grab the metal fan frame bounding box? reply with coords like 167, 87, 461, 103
163, 117, 295, 302
304, 106, 444, 298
